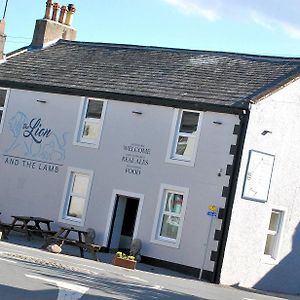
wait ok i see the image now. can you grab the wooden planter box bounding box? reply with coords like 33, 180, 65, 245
112, 256, 136, 270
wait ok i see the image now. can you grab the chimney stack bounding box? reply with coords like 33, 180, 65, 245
31, 1, 77, 49
0, 19, 6, 60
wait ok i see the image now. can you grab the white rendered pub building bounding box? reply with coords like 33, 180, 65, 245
0, 2, 299, 295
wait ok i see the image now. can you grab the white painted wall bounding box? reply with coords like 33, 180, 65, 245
0, 88, 239, 270
220, 79, 300, 294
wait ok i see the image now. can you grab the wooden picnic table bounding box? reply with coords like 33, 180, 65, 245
47, 225, 101, 261
5, 215, 54, 240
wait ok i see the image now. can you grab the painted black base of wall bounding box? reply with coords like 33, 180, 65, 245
141, 255, 213, 282
104, 249, 214, 282
200, 270, 214, 282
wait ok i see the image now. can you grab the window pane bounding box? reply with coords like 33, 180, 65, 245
264, 234, 276, 255
82, 120, 100, 140
0, 89, 6, 107
269, 211, 280, 231
86, 100, 103, 119
175, 136, 195, 157
165, 192, 183, 214
160, 215, 180, 239
67, 196, 85, 218
179, 111, 199, 134
72, 174, 89, 196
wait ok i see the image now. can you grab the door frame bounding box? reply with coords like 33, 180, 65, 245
104, 189, 144, 247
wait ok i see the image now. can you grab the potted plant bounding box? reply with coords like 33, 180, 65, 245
112, 251, 137, 270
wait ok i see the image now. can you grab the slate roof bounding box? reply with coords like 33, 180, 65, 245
1, 40, 300, 112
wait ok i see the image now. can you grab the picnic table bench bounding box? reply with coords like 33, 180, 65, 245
46, 226, 102, 261
0, 215, 55, 240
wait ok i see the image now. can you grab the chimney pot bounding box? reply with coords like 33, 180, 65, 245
65, 4, 76, 26
51, 2, 61, 22
44, 0, 53, 20
58, 5, 67, 23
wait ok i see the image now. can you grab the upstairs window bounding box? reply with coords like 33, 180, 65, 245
75, 98, 107, 148
264, 209, 285, 259
0, 88, 9, 133
167, 109, 202, 166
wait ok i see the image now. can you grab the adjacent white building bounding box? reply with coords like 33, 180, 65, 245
0, 4, 299, 295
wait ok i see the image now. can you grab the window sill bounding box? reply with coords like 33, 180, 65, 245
150, 237, 180, 248
165, 157, 195, 167
73, 141, 99, 149
59, 216, 85, 227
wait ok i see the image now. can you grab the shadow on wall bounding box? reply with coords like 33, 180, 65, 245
254, 223, 300, 295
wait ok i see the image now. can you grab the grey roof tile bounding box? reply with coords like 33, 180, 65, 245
1, 40, 300, 111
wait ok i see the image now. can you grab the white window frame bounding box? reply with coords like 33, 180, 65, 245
0, 88, 10, 134
59, 167, 94, 226
73, 97, 107, 148
151, 184, 189, 248
263, 206, 287, 264
165, 109, 203, 167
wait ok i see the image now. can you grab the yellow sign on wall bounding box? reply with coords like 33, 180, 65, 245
208, 205, 218, 212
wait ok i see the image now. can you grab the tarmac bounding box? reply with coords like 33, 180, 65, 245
1, 231, 299, 300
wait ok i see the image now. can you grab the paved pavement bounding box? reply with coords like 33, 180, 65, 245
0, 235, 298, 300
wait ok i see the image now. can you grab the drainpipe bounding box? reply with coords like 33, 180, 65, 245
212, 108, 250, 283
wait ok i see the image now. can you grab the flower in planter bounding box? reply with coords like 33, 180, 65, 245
115, 252, 137, 261
116, 251, 123, 258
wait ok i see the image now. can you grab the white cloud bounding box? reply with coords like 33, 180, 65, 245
250, 11, 300, 40
163, 0, 220, 21
251, 12, 274, 31
162, 0, 300, 40
280, 22, 300, 39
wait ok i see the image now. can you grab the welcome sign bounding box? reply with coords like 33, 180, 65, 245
122, 143, 151, 175
3, 111, 69, 174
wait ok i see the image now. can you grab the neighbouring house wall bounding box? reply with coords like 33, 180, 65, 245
0, 88, 240, 273
220, 79, 300, 294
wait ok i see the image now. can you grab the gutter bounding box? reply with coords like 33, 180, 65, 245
213, 107, 250, 283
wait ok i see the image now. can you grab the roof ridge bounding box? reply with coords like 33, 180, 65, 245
56, 39, 300, 62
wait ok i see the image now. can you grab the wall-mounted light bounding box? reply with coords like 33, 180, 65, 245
36, 99, 47, 104
261, 130, 272, 135
218, 168, 223, 177
132, 111, 143, 115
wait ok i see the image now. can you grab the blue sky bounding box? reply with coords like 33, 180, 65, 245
2, 0, 300, 57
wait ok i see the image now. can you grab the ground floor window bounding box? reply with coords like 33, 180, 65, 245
151, 184, 189, 248
264, 208, 285, 259
59, 168, 93, 226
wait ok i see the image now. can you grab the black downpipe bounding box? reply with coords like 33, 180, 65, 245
213, 109, 250, 283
